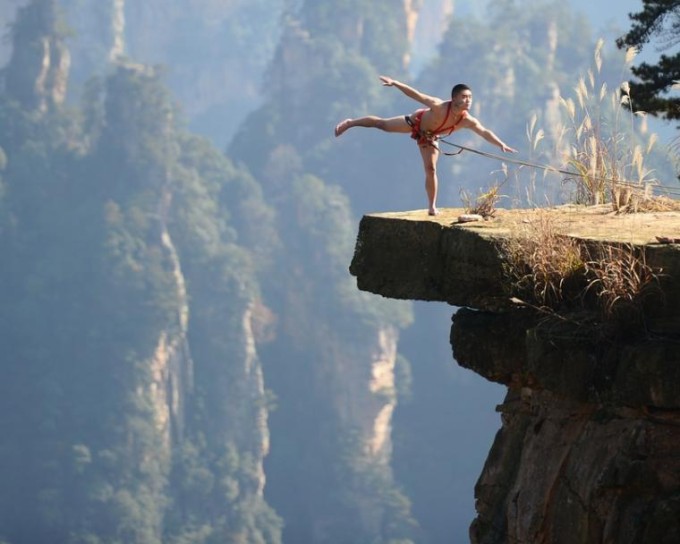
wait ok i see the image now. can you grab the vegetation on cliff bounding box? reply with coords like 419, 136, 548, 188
501, 213, 661, 332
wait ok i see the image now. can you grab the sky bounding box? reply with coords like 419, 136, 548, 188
570, 0, 641, 30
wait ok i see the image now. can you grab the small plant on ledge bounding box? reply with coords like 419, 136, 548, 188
461, 180, 506, 219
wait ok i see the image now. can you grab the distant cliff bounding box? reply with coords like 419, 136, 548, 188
350, 206, 680, 543
0, 4, 281, 538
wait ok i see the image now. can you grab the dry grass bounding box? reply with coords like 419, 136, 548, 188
583, 243, 659, 319
554, 42, 661, 211
461, 183, 504, 219
503, 212, 661, 323
503, 212, 585, 309
616, 193, 680, 213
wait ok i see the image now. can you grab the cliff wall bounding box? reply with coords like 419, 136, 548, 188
350, 206, 680, 543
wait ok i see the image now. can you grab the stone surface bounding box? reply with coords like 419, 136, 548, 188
350, 206, 680, 544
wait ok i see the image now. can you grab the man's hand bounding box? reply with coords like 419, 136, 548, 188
501, 143, 518, 153
379, 75, 396, 86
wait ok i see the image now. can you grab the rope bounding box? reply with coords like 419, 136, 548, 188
436, 138, 680, 198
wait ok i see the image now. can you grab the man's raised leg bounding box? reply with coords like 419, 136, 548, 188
335, 116, 411, 137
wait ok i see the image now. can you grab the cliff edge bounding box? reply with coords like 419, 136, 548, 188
350, 206, 680, 544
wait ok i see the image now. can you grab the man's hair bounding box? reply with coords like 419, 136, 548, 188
451, 83, 471, 99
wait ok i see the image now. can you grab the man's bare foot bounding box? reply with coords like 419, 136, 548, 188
334, 119, 352, 137
428, 208, 439, 216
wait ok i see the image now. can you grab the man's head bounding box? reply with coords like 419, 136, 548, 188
451, 84, 472, 109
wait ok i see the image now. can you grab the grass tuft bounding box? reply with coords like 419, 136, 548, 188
461, 182, 505, 219
583, 243, 658, 320
502, 212, 585, 309
502, 213, 662, 327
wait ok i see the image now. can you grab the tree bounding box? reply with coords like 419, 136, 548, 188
617, 0, 680, 123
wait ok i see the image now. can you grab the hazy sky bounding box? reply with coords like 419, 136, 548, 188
570, 0, 641, 30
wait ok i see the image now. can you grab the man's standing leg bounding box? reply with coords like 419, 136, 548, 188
419, 143, 440, 215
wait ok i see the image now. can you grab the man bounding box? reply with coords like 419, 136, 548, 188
335, 75, 517, 216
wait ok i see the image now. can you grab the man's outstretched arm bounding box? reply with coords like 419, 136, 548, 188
467, 117, 517, 153
379, 75, 442, 108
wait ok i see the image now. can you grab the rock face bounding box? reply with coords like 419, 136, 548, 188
350, 207, 680, 543
453, 309, 680, 544
4, 0, 71, 112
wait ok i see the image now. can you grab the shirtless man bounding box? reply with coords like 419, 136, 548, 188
335, 75, 517, 216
